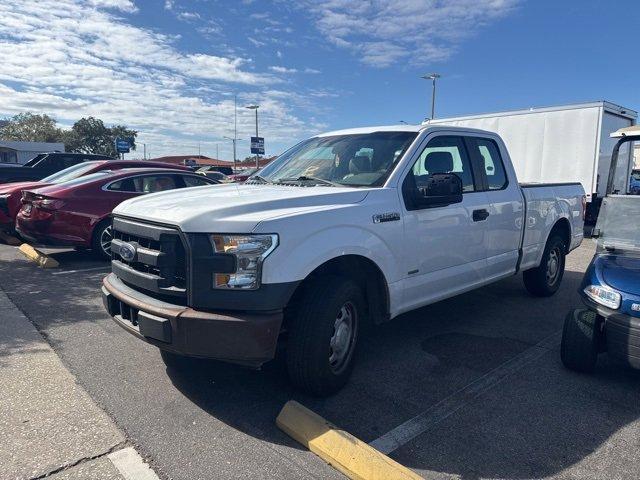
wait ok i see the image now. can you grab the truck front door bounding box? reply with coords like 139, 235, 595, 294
399, 134, 490, 313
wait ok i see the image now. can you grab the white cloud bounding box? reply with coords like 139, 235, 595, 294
89, 0, 138, 13
296, 0, 519, 67
0, 0, 326, 158
269, 66, 298, 74
177, 11, 201, 22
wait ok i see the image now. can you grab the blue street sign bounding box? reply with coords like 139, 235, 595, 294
115, 138, 131, 153
250, 136, 265, 155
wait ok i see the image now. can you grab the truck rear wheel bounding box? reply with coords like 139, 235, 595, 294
561, 308, 601, 373
523, 235, 566, 297
286, 275, 364, 396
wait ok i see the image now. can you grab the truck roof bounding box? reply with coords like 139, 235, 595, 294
315, 124, 494, 137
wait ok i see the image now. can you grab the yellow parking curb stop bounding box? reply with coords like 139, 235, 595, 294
0, 231, 21, 246
276, 400, 422, 480
18, 244, 59, 269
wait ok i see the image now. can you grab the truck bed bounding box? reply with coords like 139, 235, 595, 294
519, 182, 585, 271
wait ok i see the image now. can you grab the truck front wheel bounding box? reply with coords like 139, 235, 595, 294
286, 275, 364, 396
523, 235, 566, 297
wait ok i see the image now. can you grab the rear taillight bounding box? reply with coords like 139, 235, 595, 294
33, 197, 65, 211
581, 195, 586, 221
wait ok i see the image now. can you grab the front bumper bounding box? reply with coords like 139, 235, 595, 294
583, 297, 640, 368
102, 273, 283, 368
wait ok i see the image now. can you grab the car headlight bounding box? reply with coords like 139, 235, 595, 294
584, 285, 621, 309
210, 234, 278, 289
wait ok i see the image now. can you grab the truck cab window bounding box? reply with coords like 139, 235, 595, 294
472, 138, 507, 190
412, 136, 475, 192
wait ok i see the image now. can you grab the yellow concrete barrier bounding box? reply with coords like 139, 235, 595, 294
18, 244, 59, 269
276, 400, 423, 480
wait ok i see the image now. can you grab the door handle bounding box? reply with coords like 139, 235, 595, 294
472, 209, 490, 222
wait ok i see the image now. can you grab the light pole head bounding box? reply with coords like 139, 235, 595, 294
421, 73, 441, 80
245, 104, 259, 110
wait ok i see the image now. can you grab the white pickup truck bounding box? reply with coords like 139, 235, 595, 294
102, 125, 585, 395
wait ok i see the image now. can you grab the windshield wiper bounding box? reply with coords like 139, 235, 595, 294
277, 175, 342, 187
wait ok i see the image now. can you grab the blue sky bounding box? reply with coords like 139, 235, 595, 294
1, 0, 638, 160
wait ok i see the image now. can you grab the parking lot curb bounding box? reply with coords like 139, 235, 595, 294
276, 400, 423, 480
18, 243, 59, 268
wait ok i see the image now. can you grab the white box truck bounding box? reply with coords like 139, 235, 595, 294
431, 101, 637, 223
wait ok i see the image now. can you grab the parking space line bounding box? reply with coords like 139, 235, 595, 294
107, 447, 160, 480
51, 266, 111, 275
369, 331, 561, 455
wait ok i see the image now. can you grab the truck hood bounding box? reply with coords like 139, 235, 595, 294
113, 183, 370, 232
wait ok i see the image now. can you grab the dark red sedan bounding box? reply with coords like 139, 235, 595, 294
0, 160, 188, 233
16, 168, 216, 259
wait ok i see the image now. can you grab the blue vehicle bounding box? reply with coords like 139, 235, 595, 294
630, 169, 640, 195
561, 196, 640, 371
562, 127, 640, 372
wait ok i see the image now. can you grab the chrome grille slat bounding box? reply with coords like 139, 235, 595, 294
110, 217, 187, 300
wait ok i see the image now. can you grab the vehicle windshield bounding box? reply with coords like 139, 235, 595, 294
595, 195, 640, 255
42, 161, 102, 183
23, 154, 48, 167
255, 131, 418, 187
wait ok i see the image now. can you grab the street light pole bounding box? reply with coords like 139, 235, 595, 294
421, 73, 441, 119
234, 94, 237, 172
245, 104, 260, 169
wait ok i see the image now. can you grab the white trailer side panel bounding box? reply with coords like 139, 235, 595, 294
433, 106, 601, 199
432, 103, 636, 200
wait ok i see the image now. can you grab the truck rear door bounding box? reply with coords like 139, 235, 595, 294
399, 134, 490, 311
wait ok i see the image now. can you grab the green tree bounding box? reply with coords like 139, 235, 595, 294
66, 117, 137, 157
0, 113, 64, 143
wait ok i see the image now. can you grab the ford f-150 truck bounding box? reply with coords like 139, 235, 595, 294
102, 125, 585, 395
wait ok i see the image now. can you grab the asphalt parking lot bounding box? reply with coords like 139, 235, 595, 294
2, 240, 640, 479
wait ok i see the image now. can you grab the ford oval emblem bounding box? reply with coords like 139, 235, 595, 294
119, 242, 136, 262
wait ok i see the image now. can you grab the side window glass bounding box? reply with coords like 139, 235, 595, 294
107, 178, 135, 192
473, 138, 507, 190
412, 136, 475, 192
139, 175, 178, 193
182, 175, 211, 187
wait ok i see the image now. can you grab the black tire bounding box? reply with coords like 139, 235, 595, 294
91, 219, 113, 260
286, 275, 364, 396
523, 234, 566, 297
561, 308, 601, 373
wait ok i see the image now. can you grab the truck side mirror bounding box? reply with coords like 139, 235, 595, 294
415, 173, 463, 208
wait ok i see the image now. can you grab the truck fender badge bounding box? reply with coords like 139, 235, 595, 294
632, 304, 640, 312
373, 212, 400, 223
119, 242, 137, 261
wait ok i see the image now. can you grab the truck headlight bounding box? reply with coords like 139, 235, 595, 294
210, 234, 278, 289
584, 285, 621, 309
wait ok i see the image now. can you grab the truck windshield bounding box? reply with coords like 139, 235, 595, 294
595, 196, 640, 255
255, 131, 418, 187
42, 161, 102, 184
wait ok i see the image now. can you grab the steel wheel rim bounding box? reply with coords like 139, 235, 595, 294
329, 301, 356, 374
546, 247, 561, 285
100, 225, 113, 255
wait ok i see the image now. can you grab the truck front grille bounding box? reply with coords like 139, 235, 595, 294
110, 217, 187, 303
